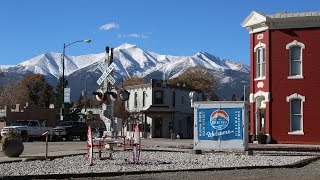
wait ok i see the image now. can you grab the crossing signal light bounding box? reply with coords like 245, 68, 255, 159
92, 89, 106, 102
106, 88, 118, 101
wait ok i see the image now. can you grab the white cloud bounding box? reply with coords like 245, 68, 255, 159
99, 22, 120, 31
118, 33, 148, 39
128, 33, 148, 39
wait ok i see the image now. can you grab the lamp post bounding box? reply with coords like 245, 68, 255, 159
60, 39, 91, 121
243, 84, 250, 102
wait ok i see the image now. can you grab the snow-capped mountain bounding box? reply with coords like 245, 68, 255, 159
0, 43, 249, 100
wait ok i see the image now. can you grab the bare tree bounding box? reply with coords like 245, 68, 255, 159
0, 80, 20, 108
169, 66, 219, 100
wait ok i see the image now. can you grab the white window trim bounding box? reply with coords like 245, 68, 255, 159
254, 42, 266, 80
286, 40, 305, 79
286, 93, 305, 135
285, 40, 305, 50
254, 42, 266, 52
287, 75, 304, 79
254, 77, 266, 81
288, 131, 304, 135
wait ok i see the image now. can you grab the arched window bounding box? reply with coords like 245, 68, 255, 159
142, 91, 146, 107
254, 42, 266, 79
286, 93, 305, 134
286, 40, 305, 79
134, 92, 138, 108
172, 92, 176, 107
154, 90, 163, 104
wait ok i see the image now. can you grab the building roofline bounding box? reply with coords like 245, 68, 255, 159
242, 10, 320, 33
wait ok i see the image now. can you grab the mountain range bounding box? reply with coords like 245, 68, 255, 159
0, 43, 250, 101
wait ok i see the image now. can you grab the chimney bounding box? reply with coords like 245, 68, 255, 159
15, 104, 21, 112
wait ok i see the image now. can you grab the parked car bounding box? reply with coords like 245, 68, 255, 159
0, 120, 53, 142
52, 121, 87, 141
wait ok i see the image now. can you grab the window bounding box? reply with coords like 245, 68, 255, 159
255, 47, 266, 78
134, 92, 138, 108
29, 121, 39, 127
172, 92, 176, 107
254, 42, 266, 79
154, 90, 163, 104
286, 40, 305, 79
142, 91, 146, 107
286, 93, 305, 135
290, 46, 302, 76
290, 99, 302, 131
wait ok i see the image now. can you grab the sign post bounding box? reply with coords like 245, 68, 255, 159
193, 101, 248, 151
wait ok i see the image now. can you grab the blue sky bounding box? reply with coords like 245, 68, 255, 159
0, 0, 319, 66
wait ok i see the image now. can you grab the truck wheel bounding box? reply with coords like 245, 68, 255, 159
66, 134, 73, 141
20, 131, 28, 142
49, 135, 56, 142
80, 134, 87, 141
27, 137, 33, 142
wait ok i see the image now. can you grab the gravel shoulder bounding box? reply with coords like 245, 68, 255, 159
0, 147, 319, 178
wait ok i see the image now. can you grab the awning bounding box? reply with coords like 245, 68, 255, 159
141, 105, 175, 118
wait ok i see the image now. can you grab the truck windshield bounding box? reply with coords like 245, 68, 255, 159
12, 120, 29, 126
57, 121, 73, 126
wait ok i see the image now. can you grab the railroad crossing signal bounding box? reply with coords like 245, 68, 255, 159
96, 62, 116, 85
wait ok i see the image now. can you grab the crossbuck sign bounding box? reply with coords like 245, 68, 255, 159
96, 62, 116, 85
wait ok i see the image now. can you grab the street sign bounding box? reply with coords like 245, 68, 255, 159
97, 62, 106, 73
97, 71, 108, 85
64, 88, 71, 103
106, 62, 115, 75
107, 75, 116, 85
96, 62, 116, 85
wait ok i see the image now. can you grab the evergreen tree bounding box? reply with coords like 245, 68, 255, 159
55, 76, 73, 120
55, 76, 68, 110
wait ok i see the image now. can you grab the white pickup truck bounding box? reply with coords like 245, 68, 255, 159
0, 120, 53, 142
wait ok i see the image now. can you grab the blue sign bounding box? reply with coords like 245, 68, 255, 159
64, 88, 71, 103
197, 108, 242, 140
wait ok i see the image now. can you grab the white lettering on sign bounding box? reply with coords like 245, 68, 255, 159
96, 62, 117, 85
106, 62, 115, 75
97, 62, 106, 73
206, 130, 234, 137
97, 71, 108, 85
107, 75, 116, 85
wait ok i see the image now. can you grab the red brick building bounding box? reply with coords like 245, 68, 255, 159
242, 11, 320, 144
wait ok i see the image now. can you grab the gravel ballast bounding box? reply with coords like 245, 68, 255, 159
0, 148, 318, 177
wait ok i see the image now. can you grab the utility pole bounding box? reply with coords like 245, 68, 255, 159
102, 47, 115, 135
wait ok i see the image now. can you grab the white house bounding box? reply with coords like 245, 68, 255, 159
124, 79, 204, 139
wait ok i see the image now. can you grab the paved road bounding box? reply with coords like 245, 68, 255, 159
75, 159, 320, 180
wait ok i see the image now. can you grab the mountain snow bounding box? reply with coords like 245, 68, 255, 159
0, 43, 249, 100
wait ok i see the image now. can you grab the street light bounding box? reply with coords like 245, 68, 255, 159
60, 39, 91, 121
243, 84, 250, 102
